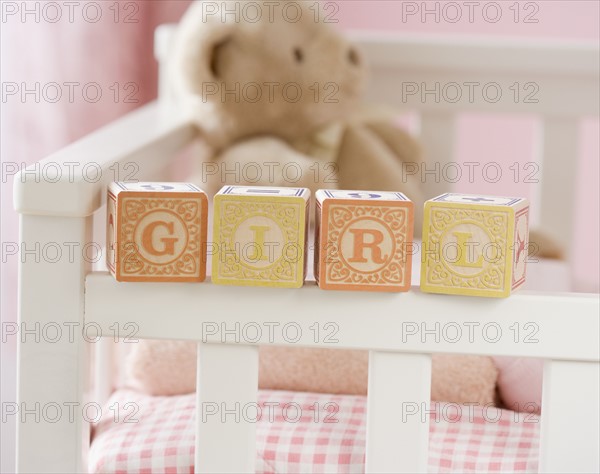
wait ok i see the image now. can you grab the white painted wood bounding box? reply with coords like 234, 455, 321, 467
196, 343, 258, 474
540, 360, 600, 473
419, 113, 456, 199
85, 273, 599, 362
538, 118, 580, 255
13, 103, 195, 218
364, 65, 599, 117
91, 210, 114, 409
155, 24, 177, 103
355, 32, 600, 77
94, 339, 113, 408
358, 32, 599, 117
366, 352, 431, 473
16, 215, 91, 473
155, 25, 600, 77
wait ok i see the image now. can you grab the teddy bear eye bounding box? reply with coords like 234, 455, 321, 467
293, 47, 304, 63
348, 47, 359, 66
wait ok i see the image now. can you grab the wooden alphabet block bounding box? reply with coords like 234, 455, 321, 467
421, 193, 529, 298
212, 186, 310, 288
315, 190, 414, 292
106, 182, 208, 282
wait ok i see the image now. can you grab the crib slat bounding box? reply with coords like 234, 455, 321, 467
539, 360, 600, 473
366, 351, 431, 473
196, 343, 259, 474
94, 339, 114, 407
419, 113, 456, 199
538, 118, 579, 256
16, 215, 91, 474
155, 24, 176, 103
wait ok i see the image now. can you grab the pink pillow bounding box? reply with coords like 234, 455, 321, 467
493, 357, 543, 413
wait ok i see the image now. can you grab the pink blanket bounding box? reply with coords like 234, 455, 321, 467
90, 389, 539, 473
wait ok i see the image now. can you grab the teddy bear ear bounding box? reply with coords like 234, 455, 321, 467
209, 36, 232, 80
170, 1, 238, 93
188, 19, 236, 83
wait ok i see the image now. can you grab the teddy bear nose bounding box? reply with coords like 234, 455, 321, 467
348, 47, 360, 67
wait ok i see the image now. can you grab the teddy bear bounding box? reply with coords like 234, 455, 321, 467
124, 0, 502, 408
167, 0, 425, 213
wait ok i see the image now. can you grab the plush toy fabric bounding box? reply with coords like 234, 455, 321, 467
128, 342, 499, 406
125, 0, 500, 407
493, 356, 543, 413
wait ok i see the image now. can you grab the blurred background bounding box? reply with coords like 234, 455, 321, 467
1, 1, 598, 472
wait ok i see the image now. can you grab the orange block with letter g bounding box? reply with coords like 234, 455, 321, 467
106, 182, 208, 282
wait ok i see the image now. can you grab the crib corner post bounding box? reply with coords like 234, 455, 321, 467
16, 214, 92, 474
365, 351, 431, 474
539, 359, 600, 473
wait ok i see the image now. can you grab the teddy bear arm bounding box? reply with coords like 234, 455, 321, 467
337, 122, 425, 234
191, 136, 323, 196
365, 121, 423, 164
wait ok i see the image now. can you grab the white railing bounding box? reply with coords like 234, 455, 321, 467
13, 28, 600, 474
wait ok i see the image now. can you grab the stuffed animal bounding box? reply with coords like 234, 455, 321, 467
125, 0, 502, 407
168, 1, 425, 215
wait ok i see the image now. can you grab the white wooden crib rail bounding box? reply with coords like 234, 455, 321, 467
13, 29, 600, 474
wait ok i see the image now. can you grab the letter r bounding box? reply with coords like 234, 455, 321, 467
348, 228, 387, 264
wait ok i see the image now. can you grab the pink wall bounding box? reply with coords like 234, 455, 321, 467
336, 0, 599, 39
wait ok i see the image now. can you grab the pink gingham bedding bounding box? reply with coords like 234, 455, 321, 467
90, 389, 540, 474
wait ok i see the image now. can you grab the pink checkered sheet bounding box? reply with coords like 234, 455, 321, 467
90, 389, 540, 473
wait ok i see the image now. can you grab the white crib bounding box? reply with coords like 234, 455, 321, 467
13, 25, 600, 473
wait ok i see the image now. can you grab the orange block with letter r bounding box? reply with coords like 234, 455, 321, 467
315, 189, 414, 292
106, 182, 208, 282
